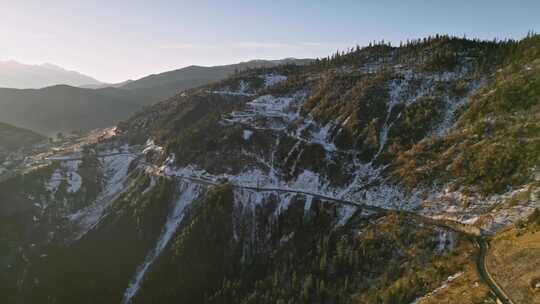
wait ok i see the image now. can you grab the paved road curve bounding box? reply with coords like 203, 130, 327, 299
476, 238, 515, 304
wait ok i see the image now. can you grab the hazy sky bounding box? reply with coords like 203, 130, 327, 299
1, 0, 539, 83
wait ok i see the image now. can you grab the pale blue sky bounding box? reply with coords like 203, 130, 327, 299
1, 0, 538, 82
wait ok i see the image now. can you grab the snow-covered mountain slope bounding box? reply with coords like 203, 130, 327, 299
2, 35, 540, 303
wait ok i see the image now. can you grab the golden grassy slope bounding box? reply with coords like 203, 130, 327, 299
488, 227, 540, 303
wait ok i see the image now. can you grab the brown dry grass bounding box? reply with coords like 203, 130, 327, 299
488, 227, 540, 303
418, 243, 492, 304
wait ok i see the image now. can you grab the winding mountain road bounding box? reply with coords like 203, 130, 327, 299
178, 174, 516, 304
25, 150, 516, 303
476, 238, 515, 304
169, 173, 481, 236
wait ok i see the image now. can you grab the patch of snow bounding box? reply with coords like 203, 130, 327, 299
64, 160, 82, 193
209, 79, 255, 96
375, 77, 408, 158
222, 90, 339, 154
430, 80, 483, 138
151, 153, 422, 224
238, 80, 249, 93
307, 122, 336, 152
123, 182, 201, 304
279, 232, 295, 245
304, 195, 313, 213
68, 152, 136, 238
46, 170, 63, 193
262, 74, 287, 87
462, 216, 479, 225
249, 95, 295, 118
273, 193, 295, 217
482, 204, 538, 233
137, 65, 494, 229
435, 229, 457, 253
242, 130, 253, 140
66, 171, 82, 193
337, 204, 357, 226
143, 139, 164, 154
151, 161, 367, 228
420, 181, 540, 233
410, 272, 463, 304
222, 93, 305, 130
210, 90, 255, 97
142, 175, 157, 195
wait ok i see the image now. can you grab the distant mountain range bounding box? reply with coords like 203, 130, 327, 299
4, 35, 540, 303
86, 58, 312, 98
116, 58, 312, 101
0, 85, 148, 137
0, 121, 45, 151
0, 58, 311, 135
0, 61, 103, 89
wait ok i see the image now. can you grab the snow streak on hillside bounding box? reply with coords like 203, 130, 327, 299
210, 73, 287, 96
46, 160, 82, 194
68, 152, 136, 239
122, 182, 202, 304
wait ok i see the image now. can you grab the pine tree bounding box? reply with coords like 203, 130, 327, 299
302, 275, 314, 301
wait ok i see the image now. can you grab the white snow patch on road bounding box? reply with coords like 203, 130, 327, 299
150, 161, 368, 227
151, 156, 422, 220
